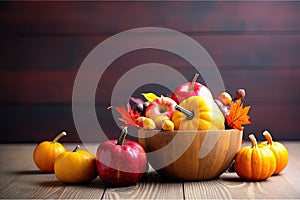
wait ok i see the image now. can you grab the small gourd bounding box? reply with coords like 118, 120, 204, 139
234, 134, 276, 181
33, 131, 67, 172
54, 145, 98, 183
258, 130, 288, 175
172, 96, 225, 130
162, 119, 174, 131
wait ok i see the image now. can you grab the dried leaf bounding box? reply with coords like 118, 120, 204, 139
108, 103, 140, 127
225, 99, 251, 130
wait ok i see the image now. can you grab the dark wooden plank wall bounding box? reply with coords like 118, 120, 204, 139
1, 1, 300, 142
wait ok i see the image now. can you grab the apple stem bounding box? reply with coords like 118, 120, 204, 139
73, 145, 80, 152
52, 131, 67, 143
117, 127, 128, 146
188, 73, 199, 91
175, 105, 194, 120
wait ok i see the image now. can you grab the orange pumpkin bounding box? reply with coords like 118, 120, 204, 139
33, 131, 67, 172
258, 130, 288, 175
234, 134, 276, 181
172, 96, 225, 130
54, 145, 98, 184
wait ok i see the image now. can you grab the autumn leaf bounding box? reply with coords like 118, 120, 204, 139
108, 103, 140, 127
225, 99, 251, 130
141, 92, 159, 102
130, 97, 145, 105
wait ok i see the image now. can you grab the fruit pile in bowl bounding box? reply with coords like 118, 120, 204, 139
112, 73, 251, 180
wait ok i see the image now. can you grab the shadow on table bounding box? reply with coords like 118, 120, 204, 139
7, 169, 106, 188
142, 170, 176, 183
10, 170, 51, 175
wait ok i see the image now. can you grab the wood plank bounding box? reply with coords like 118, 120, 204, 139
56, 179, 105, 199
103, 181, 183, 199
1, 35, 300, 70
246, 104, 300, 141
0, 173, 65, 199
0, 105, 124, 143
184, 180, 234, 199
1, 68, 300, 104
184, 142, 300, 199
103, 168, 184, 199
0, 144, 105, 199
1, 1, 300, 35
0, 144, 66, 199
276, 142, 300, 194
1, 143, 299, 199
0, 103, 300, 142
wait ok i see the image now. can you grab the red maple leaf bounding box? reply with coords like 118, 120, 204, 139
108, 103, 141, 127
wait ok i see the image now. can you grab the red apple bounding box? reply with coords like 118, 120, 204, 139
145, 96, 177, 119
171, 73, 213, 104
96, 127, 147, 187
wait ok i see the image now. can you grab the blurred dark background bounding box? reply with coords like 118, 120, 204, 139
1, 1, 300, 143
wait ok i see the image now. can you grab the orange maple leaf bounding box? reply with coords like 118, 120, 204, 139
225, 99, 251, 130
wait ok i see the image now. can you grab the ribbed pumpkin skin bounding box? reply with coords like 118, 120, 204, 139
234, 135, 276, 181
54, 148, 97, 183
258, 131, 289, 175
172, 96, 225, 131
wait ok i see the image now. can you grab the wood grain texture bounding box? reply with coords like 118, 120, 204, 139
0, 144, 105, 199
1, 1, 300, 142
184, 142, 300, 199
1, 104, 300, 142
1, 68, 300, 104
138, 130, 242, 181
1, 35, 300, 70
103, 181, 183, 199
0, 143, 299, 199
1, 1, 300, 35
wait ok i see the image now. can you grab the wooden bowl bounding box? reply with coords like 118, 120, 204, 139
138, 129, 242, 181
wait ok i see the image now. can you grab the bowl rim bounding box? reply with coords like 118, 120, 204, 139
138, 129, 242, 137
138, 128, 241, 133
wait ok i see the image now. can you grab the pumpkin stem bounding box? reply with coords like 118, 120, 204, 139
188, 73, 199, 91
175, 105, 194, 120
73, 145, 80, 152
117, 127, 128, 146
249, 134, 258, 148
52, 131, 67, 143
263, 130, 273, 145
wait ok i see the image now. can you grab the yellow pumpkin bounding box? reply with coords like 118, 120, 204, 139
258, 131, 288, 175
234, 134, 276, 181
172, 96, 225, 130
54, 145, 98, 184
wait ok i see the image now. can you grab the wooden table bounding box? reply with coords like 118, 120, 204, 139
1, 142, 299, 199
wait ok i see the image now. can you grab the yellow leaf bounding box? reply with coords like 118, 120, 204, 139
141, 93, 159, 102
